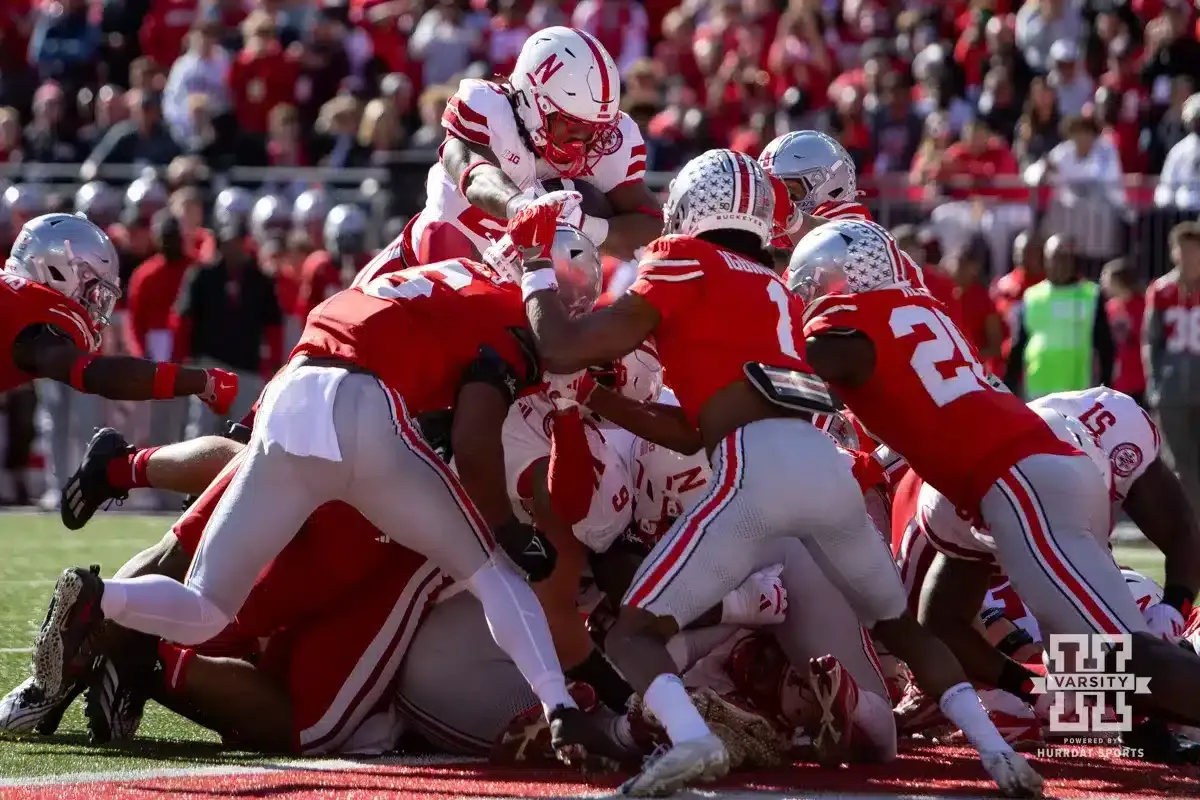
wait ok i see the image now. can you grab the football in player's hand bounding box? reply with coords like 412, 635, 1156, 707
541, 178, 614, 219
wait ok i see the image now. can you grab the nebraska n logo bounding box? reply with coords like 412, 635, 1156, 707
531, 53, 565, 84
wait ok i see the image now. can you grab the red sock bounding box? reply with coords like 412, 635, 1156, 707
157, 641, 196, 693
106, 447, 161, 491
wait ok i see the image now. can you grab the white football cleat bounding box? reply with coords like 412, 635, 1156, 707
620, 734, 730, 797
981, 749, 1044, 797
0, 675, 86, 734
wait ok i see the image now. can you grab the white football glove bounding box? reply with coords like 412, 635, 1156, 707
1144, 602, 1186, 642
720, 564, 787, 626
482, 233, 522, 283
543, 370, 597, 413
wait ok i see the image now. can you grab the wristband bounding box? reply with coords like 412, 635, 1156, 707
581, 214, 610, 246
565, 648, 634, 713
521, 268, 558, 301
996, 659, 1038, 704
153, 362, 180, 400
457, 160, 490, 199
1163, 583, 1196, 617
69, 354, 98, 391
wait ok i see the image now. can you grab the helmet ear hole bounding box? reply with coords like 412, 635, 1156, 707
47, 266, 66, 282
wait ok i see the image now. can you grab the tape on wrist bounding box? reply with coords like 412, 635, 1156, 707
581, 214, 610, 246
153, 362, 180, 400
521, 268, 558, 301
69, 354, 98, 391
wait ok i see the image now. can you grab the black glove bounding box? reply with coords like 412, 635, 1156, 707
495, 517, 557, 582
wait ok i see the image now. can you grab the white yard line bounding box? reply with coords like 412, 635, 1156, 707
0, 646, 31, 653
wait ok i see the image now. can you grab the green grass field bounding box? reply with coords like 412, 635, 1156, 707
0, 511, 1168, 781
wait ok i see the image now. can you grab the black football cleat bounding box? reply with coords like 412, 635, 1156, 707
32, 566, 105, 697
85, 633, 157, 744
61, 428, 134, 531
1123, 718, 1200, 765
549, 704, 625, 775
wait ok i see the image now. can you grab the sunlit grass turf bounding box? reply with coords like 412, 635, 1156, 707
0, 511, 1167, 779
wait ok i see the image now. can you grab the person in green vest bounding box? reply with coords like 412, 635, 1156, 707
1004, 233, 1115, 400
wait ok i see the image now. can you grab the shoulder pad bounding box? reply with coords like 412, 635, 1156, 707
442, 80, 513, 149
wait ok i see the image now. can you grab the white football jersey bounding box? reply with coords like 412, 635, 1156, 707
502, 392, 634, 553
1030, 388, 1160, 506
416, 79, 648, 257
916, 480, 994, 561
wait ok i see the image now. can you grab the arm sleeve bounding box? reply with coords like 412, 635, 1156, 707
1093, 293, 1115, 387
1005, 303, 1027, 395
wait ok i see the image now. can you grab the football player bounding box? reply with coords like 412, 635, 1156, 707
400, 26, 661, 267
1, 214, 236, 415
503, 152, 1041, 796
793, 219, 1200, 737
31, 213, 622, 767
296, 204, 375, 320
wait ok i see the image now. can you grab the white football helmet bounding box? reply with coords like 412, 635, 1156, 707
5, 213, 121, 328
294, 188, 332, 239
759, 131, 857, 215
610, 340, 664, 403
663, 149, 775, 245
251, 194, 292, 243
213, 187, 254, 232
549, 224, 603, 315
1120, 568, 1163, 611
1030, 406, 1113, 495
787, 219, 919, 303
509, 26, 622, 177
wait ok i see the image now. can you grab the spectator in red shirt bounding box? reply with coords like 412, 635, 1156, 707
484, 0, 532, 77
352, 0, 418, 85
170, 186, 216, 264
892, 224, 967, 331
767, 8, 833, 109
227, 10, 299, 137
126, 211, 194, 362
1093, 86, 1147, 174
572, 0, 648, 75
139, 0, 200, 72
945, 236, 1005, 374
1101, 257, 1148, 405
651, 9, 702, 94
992, 228, 1046, 376
294, 7, 352, 131
728, 111, 774, 159
934, 119, 1025, 202
264, 102, 308, 169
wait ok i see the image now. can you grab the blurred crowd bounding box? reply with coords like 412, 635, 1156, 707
1, 0, 1200, 510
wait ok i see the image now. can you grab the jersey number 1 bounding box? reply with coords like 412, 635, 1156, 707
891, 304, 991, 407
767, 280, 801, 359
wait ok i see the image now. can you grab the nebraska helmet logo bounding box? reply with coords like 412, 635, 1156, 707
530, 54, 565, 84
1110, 442, 1143, 477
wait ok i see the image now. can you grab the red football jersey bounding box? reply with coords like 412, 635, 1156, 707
627, 235, 811, 425
0, 274, 97, 392
296, 251, 374, 320
292, 260, 531, 416
804, 287, 1077, 513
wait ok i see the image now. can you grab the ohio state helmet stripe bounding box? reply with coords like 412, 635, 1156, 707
573, 28, 614, 106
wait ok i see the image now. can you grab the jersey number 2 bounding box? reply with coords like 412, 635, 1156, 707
891, 304, 991, 408
363, 262, 474, 300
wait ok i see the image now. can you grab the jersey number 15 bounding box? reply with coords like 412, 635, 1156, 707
891, 304, 996, 408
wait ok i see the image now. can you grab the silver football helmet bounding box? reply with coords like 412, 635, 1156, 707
787, 219, 914, 303
663, 149, 775, 245
759, 131, 857, 215
549, 224, 603, 316
251, 194, 292, 243
324, 204, 368, 256
213, 187, 254, 232
294, 188, 332, 239
74, 182, 121, 228
124, 177, 168, 222
5, 213, 121, 328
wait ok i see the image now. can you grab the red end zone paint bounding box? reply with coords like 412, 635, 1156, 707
3, 747, 1196, 799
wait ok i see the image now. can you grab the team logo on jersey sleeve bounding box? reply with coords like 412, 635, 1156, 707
1110, 442, 1143, 477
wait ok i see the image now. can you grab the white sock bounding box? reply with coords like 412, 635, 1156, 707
643, 673, 711, 744
466, 558, 574, 717
939, 682, 1010, 753
852, 689, 898, 760
100, 575, 231, 645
